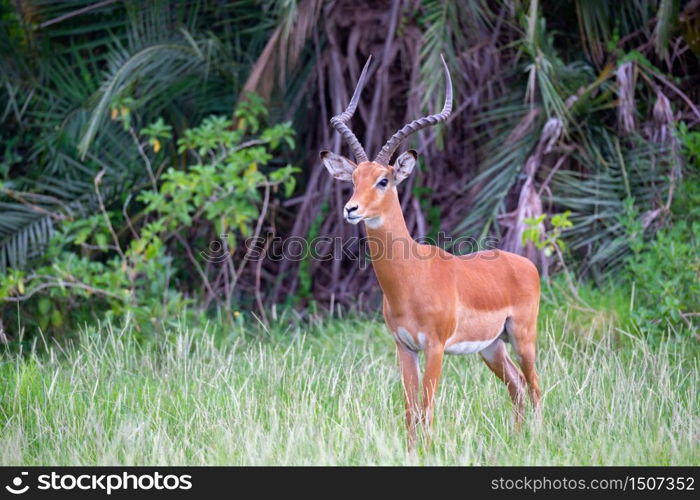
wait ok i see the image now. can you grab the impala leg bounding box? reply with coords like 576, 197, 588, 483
396, 343, 420, 451
480, 339, 526, 428
421, 345, 444, 429
507, 317, 542, 418
516, 340, 542, 417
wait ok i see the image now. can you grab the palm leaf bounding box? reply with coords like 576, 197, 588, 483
654, 0, 680, 59
0, 203, 55, 272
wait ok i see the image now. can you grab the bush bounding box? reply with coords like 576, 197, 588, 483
625, 221, 699, 340
621, 123, 700, 341
0, 96, 297, 340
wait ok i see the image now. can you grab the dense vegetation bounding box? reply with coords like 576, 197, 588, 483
1, 0, 699, 343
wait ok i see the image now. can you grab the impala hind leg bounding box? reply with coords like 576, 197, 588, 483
516, 340, 541, 416
480, 339, 526, 427
506, 318, 542, 415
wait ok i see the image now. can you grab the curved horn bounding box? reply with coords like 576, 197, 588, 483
330, 56, 372, 163
374, 54, 453, 165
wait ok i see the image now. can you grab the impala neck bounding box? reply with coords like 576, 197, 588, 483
364, 188, 418, 294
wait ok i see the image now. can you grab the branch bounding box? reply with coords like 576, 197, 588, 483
94, 169, 126, 261
173, 232, 219, 302
231, 183, 271, 292
128, 127, 158, 190
3, 279, 125, 303
38, 0, 121, 29
2, 189, 67, 221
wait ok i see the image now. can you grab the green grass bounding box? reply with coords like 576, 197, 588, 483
0, 301, 698, 465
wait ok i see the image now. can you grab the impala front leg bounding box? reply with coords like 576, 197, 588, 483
396, 343, 420, 451
422, 345, 444, 429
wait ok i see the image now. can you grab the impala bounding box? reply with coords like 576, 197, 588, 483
320, 55, 542, 449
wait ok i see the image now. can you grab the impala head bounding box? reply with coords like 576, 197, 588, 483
320, 54, 452, 227
319, 151, 418, 226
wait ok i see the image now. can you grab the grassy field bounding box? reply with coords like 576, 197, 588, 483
1, 297, 698, 465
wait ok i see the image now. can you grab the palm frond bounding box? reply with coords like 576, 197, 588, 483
0, 203, 55, 272
78, 36, 212, 157
451, 101, 539, 240
654, 0, 680, 59
575, 0, 612, 66
549, 131, 674, 277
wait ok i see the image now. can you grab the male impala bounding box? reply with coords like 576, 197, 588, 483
320, 55, 542, 448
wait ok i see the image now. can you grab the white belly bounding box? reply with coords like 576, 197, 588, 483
444, 306, 508, 355
444, 338, 498, 355
393, 305, 507, 355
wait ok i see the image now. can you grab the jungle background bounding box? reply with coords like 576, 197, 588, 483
0, 0, 698, 466
1, 0, 699, 340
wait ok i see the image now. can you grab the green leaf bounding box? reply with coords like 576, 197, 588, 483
38, 297, 51, 315
96, 233, 109, 250
50, 309, 64, 328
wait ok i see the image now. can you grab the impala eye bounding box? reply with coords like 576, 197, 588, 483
377, 178, 389, 188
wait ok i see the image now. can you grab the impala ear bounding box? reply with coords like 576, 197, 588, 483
320, 150, 356, 181
393, 150, 418, 184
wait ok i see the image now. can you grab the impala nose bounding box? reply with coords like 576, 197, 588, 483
344, 204, 362, 223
